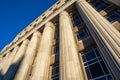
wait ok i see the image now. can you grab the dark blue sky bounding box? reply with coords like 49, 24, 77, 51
0, 0, 58, 51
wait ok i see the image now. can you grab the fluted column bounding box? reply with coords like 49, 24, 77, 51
0, 52, 10, 79
0, 52, 10, 71
76, 0, 120, 79
2, 39, 29, 80
107, 0, 120, 7
30, 22, 55, 80
1, 46, 19, 76
59, 11, 85, 80
14, 31, 41, 80
0, 57, 2, 69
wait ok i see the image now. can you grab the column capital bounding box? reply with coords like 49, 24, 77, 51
22, 39, 29, 45
60, 11, 69, 16
45, 22, 55, 29
33, 31, 41, 38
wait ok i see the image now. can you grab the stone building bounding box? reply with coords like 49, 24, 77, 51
0, 0, 120, 80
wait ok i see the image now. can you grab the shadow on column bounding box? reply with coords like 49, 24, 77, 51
0, 70, 3, 80
0, 55, 25, 80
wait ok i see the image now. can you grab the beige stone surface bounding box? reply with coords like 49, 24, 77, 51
12, 39, 29, 64
26, 26, 33, 31
30, 22, 55, 80
2, 39, 29, 80
59, 11, 86, 80
0, 52, 10, 74
78, 37, 94, 51
0, 52, 10, 79
14, 31, 41, 80
76, 0, 120, 79
0, 0, 119, 80
99, 10, 107, 17
1, 46, 19, 76
19, 31, 26, 37
112, 21, 120, 32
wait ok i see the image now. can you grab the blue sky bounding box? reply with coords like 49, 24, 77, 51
0, 0, 58, 51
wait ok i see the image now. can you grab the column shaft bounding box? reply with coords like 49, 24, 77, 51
0, 52, 10, 79
76, 0, 120, 79
0, 52, 10, 71
2, 39, 29, 80
1, 46, 19, 76
59, 11, 85, 80
14, 31, 41, 80
30, 22, 55, 80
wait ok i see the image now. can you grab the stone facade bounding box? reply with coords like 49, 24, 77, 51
0, 0, 120, 80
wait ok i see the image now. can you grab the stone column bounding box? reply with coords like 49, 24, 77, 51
0, 52, 10, 71
14, 31, 41, 80
30, 22, 55, 80
2, 39, 29, 80
107, 0, 120, 7
59, 11, 86, 80
76, 0, 120, 79
0, 57, 2, 69
1, 46, 19, 76
0, 52, 11, 79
